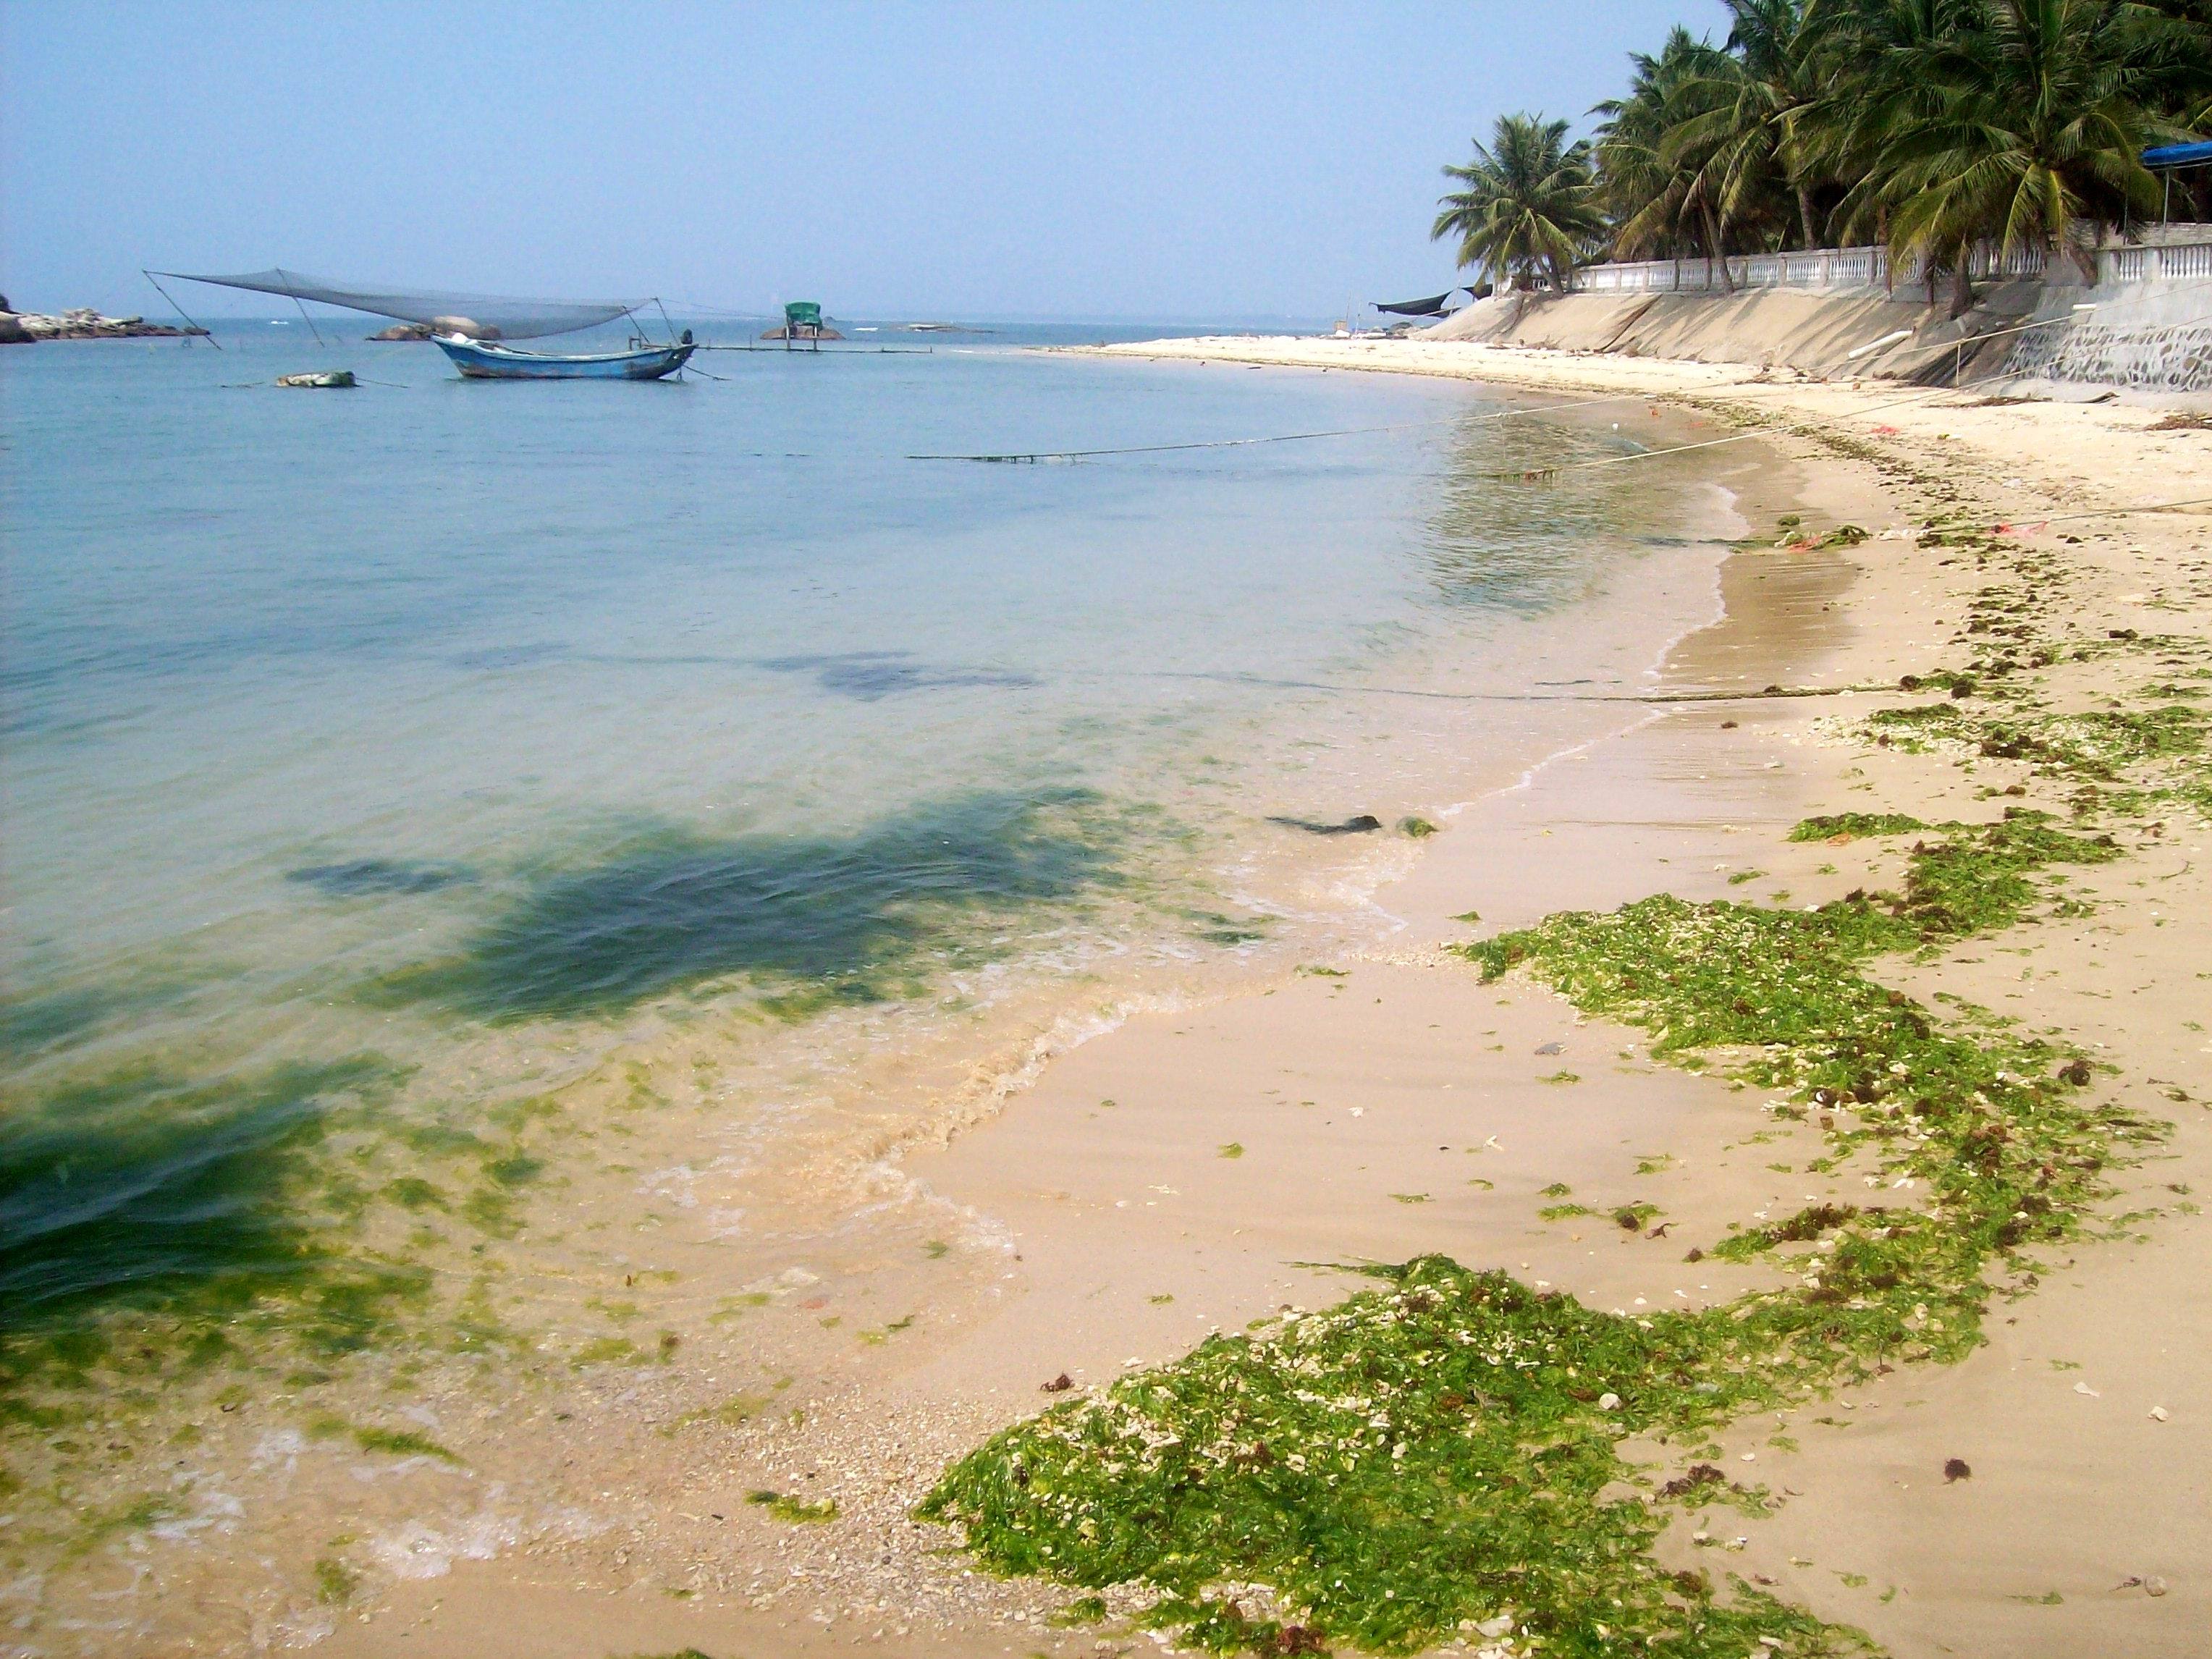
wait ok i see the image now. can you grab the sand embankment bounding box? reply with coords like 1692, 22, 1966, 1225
326, 341, 2208, 1659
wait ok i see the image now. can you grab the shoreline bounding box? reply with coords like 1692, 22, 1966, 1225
312, 379, 1846, 1659
60, 334, 2210, 1655
732, 339, 2205, 1657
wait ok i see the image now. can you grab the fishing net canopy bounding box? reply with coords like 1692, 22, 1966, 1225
153, 269, 647, 339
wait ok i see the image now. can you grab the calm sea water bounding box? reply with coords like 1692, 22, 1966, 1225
1, 318, 1724, 1333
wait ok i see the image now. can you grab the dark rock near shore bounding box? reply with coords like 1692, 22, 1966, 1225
1267, 813, 1384, 836
368, 321, 436, 341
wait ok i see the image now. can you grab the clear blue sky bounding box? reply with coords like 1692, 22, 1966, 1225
3, 1, 1727, 320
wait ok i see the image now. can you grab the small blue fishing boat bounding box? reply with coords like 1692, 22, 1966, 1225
433, 331, 696, 380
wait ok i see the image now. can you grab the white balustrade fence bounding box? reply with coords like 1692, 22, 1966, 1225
2101, 242, 2212, 283
1574, 246, 1900, 292
1569, 238, 2212, 295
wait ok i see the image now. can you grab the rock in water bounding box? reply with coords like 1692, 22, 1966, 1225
1266, 814, 1384, 836
429, 316, 501, 340
368, 321, 434, 341
276, 371, 358, 389
4, 307, 201, 341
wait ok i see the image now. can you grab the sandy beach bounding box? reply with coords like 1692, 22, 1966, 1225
292, 335, 2212, 1659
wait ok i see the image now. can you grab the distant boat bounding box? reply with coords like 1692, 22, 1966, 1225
432, 332, 696, 381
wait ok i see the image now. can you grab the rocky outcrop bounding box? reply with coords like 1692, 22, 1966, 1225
1, 307, 206, 343
368, 321, 435, 341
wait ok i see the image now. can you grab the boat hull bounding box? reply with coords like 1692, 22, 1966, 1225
433, 336, 696, 380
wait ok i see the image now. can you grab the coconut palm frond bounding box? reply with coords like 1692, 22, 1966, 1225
1432, 114, 1608, 292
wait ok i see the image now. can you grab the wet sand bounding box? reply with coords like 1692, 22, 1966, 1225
312, 339, 2207, 1656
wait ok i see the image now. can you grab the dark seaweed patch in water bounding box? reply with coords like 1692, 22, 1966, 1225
1, 987, 132, 1060
288, 859, 473, 898
372, 790, 1126, 1022
449, 642, 569, 670
761, 651, 1038, 701
0, 1056, 403, 1335
0, 974, 195, 1062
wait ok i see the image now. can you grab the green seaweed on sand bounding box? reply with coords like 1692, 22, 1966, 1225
313, 1553, 360, 1605
669, 1392, 777, 1432
353, 1426, 463, 1463
1787, 814, 1925, 842
747, 1489, 839, 1524
918, 813, 2161, 1655
921, 1259, 1883, 1656
307, 1414, 463, 1462
66, 1490, 185, 1556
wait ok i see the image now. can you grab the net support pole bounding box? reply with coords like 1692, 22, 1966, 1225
274, 269, 326, 348
143, 270, 221, 350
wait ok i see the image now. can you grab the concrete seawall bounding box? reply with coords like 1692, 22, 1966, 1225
1424, 281, 2212, 397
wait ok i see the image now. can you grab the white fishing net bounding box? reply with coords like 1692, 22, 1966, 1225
155, 269, 644, 339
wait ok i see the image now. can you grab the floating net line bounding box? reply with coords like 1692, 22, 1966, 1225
151, 269, 647, 339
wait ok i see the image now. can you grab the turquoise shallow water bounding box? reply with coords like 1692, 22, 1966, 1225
1, 321, 1715, 1329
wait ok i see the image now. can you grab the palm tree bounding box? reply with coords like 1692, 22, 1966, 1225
1797, 0, 1985, 253
1668, 0, 1828, 249
2109, 0, 2212, 145
1595, 30, 1739, 275
1432, 114, 1607, 292
1875, 0, 2174, 311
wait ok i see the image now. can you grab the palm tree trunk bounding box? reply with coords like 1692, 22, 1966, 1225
1701, 202, 1734, 295
1797, 184, 1819, 252
1949, 240, 1975, 319
2069, 229, 2098, 286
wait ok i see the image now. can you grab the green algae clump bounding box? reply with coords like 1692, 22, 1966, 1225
917, 814, 2161, 1655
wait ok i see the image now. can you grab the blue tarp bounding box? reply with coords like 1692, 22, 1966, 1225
2143, 141, 2212, 169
